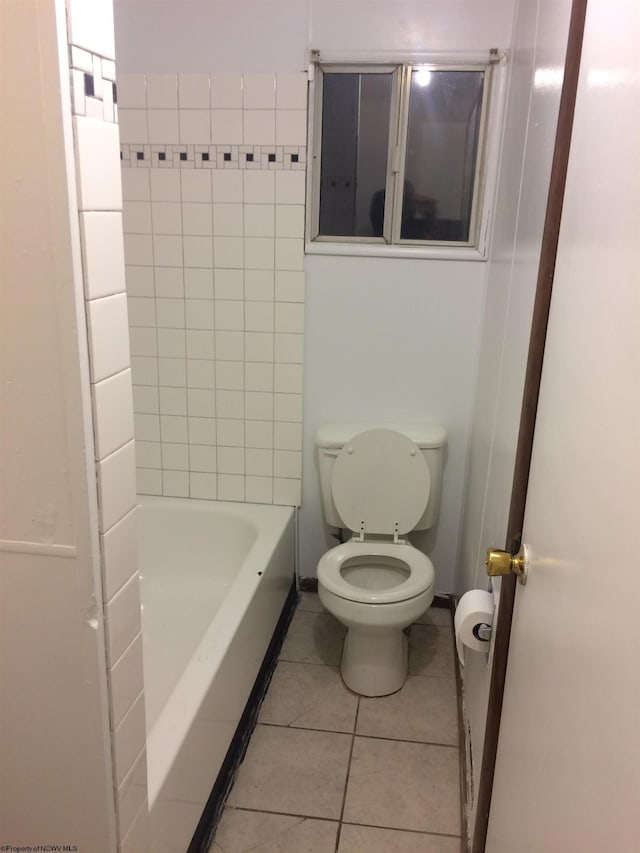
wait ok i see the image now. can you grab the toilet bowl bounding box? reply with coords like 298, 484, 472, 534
315, 426, 446, 697
318, 541, 435, 696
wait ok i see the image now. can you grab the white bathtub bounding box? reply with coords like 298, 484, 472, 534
137, 496, 295, 853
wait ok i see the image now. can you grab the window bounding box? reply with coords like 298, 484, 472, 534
309, 61, 494, 250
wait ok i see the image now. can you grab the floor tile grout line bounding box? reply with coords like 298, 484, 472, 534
257, 720, 461, 750
225, 804, 463, 840
334, 695, 360, 852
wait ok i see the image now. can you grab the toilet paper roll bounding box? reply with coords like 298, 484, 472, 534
454, 590, 495, 665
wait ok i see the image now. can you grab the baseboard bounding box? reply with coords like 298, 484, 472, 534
188, 578, 298, 853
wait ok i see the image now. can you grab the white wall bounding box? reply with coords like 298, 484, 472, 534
455, 0, 573, 835
114, 0, 517, 591
0, 1, 117, 848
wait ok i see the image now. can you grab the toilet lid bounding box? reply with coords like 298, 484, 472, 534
331, 429, 430, 536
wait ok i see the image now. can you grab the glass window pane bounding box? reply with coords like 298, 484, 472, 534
319, 73, 392, 238
401, 69, 485, 243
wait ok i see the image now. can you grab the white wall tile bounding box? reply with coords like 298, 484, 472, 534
275, 238, 304, 271
212, 109, 243, 144
120, 799, 150, 853
245, 420, 273, 449
93, 369, 135, 460
274, 362, 303, 394
189, 418, 216, 446
275, 270, 305, 302
156, 297, 185, 329
215, 360, 244, 389
190, 445, 217, 473
106, 571, 142, 666
113, 693, 146, 786
119, 109, 148, 144
190, 472, 218, 499
74, 118, 122, 211
117, 749, 148, 844
162, 443, 189, 471
217, 474, 245, 501
131, 356, 158, 386
146, 74, 178, 109
245, 391, 274, 421
213, 203, 244, 236
245, 361, 273, 391
274, 392, 303, 422
127, 297, 155, 329
110, 633, 144, 729
150, 169, 181, 202
155, 269, 184, 299
158, 356, 187, 386
123, 202, 153, 235
178, 74, 210, 109
81, 212, 126, 299
153, 235, 183, 267
98, 440, 137, 532
126, 268, 155, 298
186, 299, 214, 330
101, 507, 138, 602
245, 476, 273, 504
243, 74, 276, 109
129, 326, 157, 357
88, 293, 131, 382
179, 110, 211, 144
182, 203, 213, 236
124, 234, 154, 266
274, 332, 304, 363
276, 73, 307, 110
216, 389, 244, 419
163, 471, 189, 497
134, 413, 161, 442
160, 415, 188, 443
276, 110, 307, 146
245, 301, 274, 332
217, 446, 245, 475
183, 235, 214, 268
137, 467, 162, 495
181, 170, 212, 203
136, 440, 161, 468
187, 389, 215, 418
273, 477, 301, 506
187, 359, 215, 389
212, 170, 243, 203
274, 421, 302, 451
151, 202, 182, 235
275, 170, 305, 204
117, 75, 147, 109
159, 387, 187, 416
157, 327, 186, 356
215, 331, 244, 361
132, 386, 159, 415
275, 301, 305, 333
214, 268, 243, 300
275, 205, 305, 239
147, 109, 180, 143
244, 171, 275, 204
217, 418, 244, 447
122, 169, 151, 202
214, 236, 244, 269
186, 329, 215, 359
244, 332, 273, 363
245, 448, 273, 477
186, 268, 215, 300
245, 270, 274, 301
211, 74, 243, 109
67, 0, 115, 59
245, 204, 275, 237
243, 110, 275, 145
245, 237, 275, 270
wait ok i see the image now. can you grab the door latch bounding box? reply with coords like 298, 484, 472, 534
485, 544, 529, 585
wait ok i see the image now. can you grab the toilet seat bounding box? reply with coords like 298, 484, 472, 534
318, 541, 434, 605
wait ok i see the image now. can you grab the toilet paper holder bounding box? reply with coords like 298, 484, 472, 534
472, 622, 492, 642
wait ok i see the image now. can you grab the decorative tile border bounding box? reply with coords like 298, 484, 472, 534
120, 143, 306, 170
70, 44, 118, 123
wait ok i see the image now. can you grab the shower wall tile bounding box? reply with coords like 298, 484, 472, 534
110, 633, 145, 729
80, 212, 126, 299
101, 508, 138, 601
122, 72, 307, 507
92, 368, 135, 460
117, 749, 149, 846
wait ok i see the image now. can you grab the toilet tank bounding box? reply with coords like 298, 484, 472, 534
316, 423, 446, 532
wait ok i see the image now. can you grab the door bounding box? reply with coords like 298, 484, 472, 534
486, 1, 640, 849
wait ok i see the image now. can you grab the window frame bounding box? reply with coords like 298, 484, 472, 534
306, 52, 505, 260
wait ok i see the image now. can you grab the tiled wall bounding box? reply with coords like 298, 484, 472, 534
118, 72, 307, 506
66, 3, 148, 851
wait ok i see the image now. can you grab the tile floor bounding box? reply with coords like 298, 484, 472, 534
210, 593, 464, 852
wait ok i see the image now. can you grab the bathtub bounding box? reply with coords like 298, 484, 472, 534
137, 496, 295, 853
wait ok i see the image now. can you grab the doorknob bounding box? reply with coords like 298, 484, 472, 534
485, 545, 529, 585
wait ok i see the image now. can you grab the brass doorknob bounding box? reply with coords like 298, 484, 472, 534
485, 546, 528, 585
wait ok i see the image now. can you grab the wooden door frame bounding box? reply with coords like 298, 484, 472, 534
471, 1, 588, 849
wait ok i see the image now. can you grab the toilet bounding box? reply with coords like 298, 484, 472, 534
316, 423, 446, 697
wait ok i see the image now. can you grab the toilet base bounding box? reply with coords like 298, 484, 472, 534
340, 627, 408, 697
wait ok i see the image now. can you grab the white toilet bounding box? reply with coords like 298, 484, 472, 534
316, 423, 446, 697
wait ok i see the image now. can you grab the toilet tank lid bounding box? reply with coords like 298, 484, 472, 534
316, 423, 446, 450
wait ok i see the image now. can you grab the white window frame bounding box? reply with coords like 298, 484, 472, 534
305, 50, 508, 261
